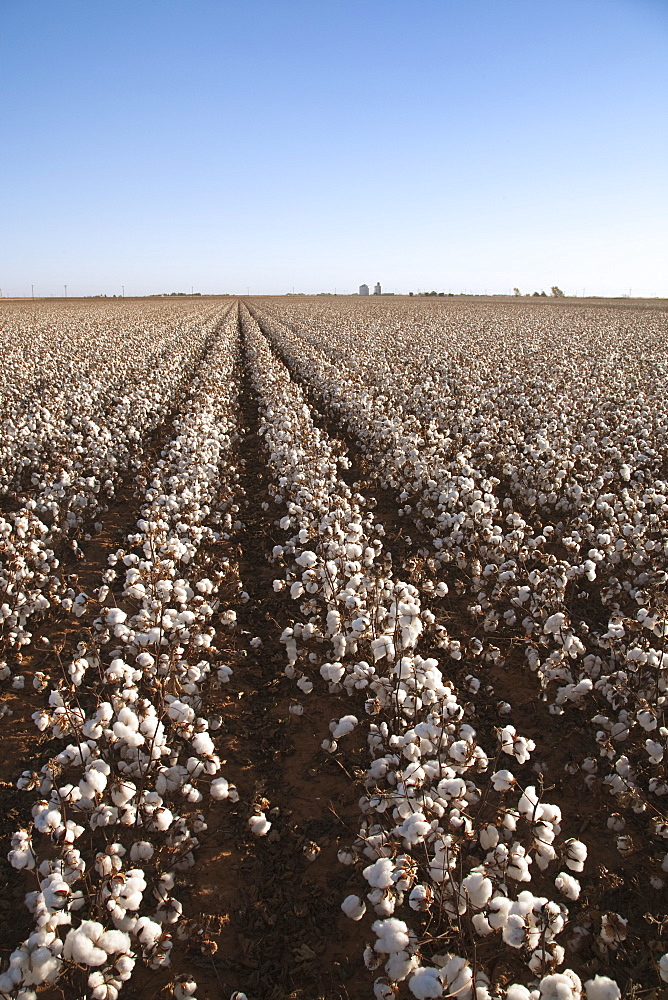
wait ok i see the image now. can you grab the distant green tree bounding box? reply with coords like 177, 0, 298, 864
551, 285, 565, 297
532, 291, 540, 297
513, 287, 521, 296
540, 290, 547, 297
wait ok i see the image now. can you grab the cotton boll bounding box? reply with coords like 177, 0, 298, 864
248, 813, 271, 837
461, 872, 493, 909
506, 988, 533, 1000
341, 895, 366, 920
372, 917, 410, 953
134, 916, 163, 951
555, 872, 581, 900
364, 857, 395, 889
584, 977, 621, 1000
600, 913, 627, 945
210, 778, 230, 800
538, 971, 581, 999
129, 841, 154, 862
385, 950, 418, 982
563, 839, 587, 872
479, 825, 499, 850
659, 954, 668, 982
491, 770, 515, 792
98, 929, 131, 955
173, 979, 198, 999
62, 922, 109, 966
409, 966, 443, 998
331, 715, 358, 739
151, 807, 174, 831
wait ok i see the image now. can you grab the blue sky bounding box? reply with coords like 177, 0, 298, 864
2, 0, 666, 297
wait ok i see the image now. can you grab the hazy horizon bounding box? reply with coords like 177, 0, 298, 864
2, 0, 667, 298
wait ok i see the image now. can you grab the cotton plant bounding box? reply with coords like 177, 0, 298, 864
3, 309, 246, 999
250, 298, 668, 992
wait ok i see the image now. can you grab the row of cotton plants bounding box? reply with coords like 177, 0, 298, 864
1, 308, 243, 1000
250, 299, 668, 995
0, 299, 223, 494
256, 301, 668, 840
239, 308, 624, 999
0, 303, 227, 662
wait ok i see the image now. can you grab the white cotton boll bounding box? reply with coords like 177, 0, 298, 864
91, 985, 119, 1000
584, 977, 621, 1000
105, 609, 127, 625
129, 841, 154, 862
364, 857, 395, 889
372, 917, 410, 953
409, 966, 443, 998
210, 778, 229, 800
506, 988, 534, 1000
374, 979, 395, 1000
174, 979, 198, 999
63, 922, 108, 966
517, 786, 541, 819
538, 971, 581, 999
134, 916, 163, 950
646, 739, 664, 763
386, 950, 418, 982
659, 954, 668, 982
152, 807, 173, 831
191, 732, 214, 756
563, 839, 587, 872
491, 770, 515, 792
409, 885, 432, 911
341, 894, 366, 920
600, 913, 627, 945
479, 825, 499, 850
397, 812, 431, 846
248, 813, 271, 837
555, 872, 581, 900
544, 613, 566, 635
111, 781, 136, 807
290, 703, 304, 716
461, 872, 493, 909
472, 913, 493, 936
98, 929, 131, 955
331, 715, 358, 739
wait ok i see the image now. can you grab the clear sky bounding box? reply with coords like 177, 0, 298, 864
2, 0, 666, 297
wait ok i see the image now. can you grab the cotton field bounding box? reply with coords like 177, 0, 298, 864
0, 295, 667, 1000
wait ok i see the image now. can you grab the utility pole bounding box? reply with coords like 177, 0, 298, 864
64, 285, 67, 298
31, 284, 34, 299
191, 286, 193, 295
122, 286, 125, 298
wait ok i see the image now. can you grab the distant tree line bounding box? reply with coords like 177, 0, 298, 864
513, 286, 565, 297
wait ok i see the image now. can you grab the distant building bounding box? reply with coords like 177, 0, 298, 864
359, 284, 369, 296
373, 282, 381, 295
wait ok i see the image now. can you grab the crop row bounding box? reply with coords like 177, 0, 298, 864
0, 296, 666, 1000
